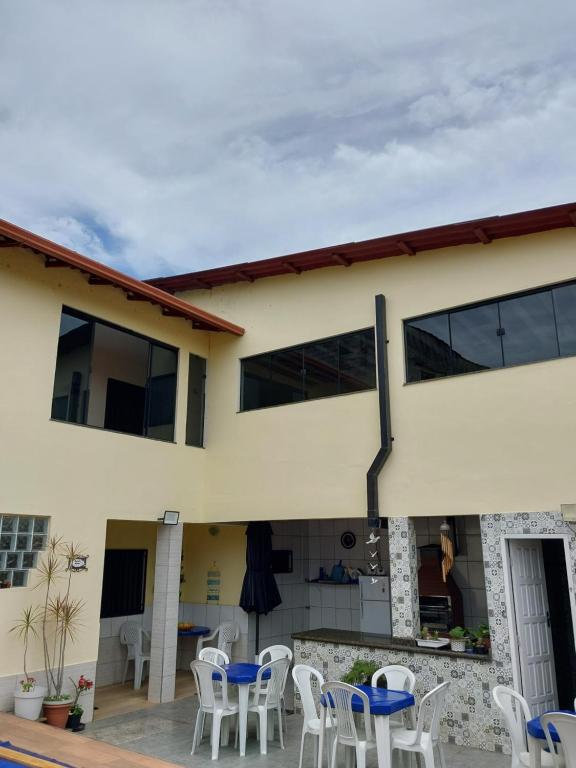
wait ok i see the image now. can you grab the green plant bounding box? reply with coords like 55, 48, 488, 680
15, 536, 87, 701
448, 626, 467, 639
10, 606, 42, 690
69, 675, 93, 714
341, 659, 379, 685
476, 624, 490, 639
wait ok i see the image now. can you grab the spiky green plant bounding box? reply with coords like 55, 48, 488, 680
18, 535, 89, 700
10, 606, 42, 685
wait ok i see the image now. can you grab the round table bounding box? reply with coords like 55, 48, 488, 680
320, 686, 415, 768
177, 625, 210, 637
526, 710, 575, 768
211, 663, 271, 757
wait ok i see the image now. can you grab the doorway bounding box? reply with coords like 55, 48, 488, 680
507, 537, 576, 715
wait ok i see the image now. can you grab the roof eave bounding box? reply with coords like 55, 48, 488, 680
0, 219, 244, 336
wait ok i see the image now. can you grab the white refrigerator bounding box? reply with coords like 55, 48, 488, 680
359, 575, 392, 635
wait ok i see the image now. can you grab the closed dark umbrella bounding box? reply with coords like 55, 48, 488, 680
239, 521, 282, 656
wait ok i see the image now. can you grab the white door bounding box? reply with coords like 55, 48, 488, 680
509, 539, 558, 715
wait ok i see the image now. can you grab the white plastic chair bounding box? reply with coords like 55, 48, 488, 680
258, 644, 293, 734
246, 657, 290, 754
542, 712, 575, 768
197, 621, 240, 659
391, 681, 450, 768
119, 621, 150, 690
320, 681, 377, 768
190, 658, 239, 760
492, 685, 559, 768
371, 664, 416, 728
199, 647, 230, 666
258, 643, 294, 665
292, 664, 333, 768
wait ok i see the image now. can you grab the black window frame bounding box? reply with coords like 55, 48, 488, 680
403, 277, 576, 384
51, 306, 179, 442
239, 327, 376, 412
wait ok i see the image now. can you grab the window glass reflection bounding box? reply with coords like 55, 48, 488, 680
339, 329, 376, 393
304, 339, 339, 399
553, 284, 576, 357
241, 328, 376, 410
406, 314, 452, 381
500, 292, 558, 366
450, 304, 503, 374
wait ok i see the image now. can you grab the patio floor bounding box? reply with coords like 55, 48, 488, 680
85, 695, 510, 768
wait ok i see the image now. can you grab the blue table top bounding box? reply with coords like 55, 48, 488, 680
321, 685, 415, 716
212, 662, 271, 685
178, 625, 210, 637
527, 711, 576, 742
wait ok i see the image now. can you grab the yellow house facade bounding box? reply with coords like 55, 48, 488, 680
1, 203, 575, 750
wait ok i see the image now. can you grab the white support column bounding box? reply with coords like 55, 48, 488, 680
388, 517, 420, 638
148, 522, 182, 703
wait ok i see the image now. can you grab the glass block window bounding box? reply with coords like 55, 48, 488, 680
0, 515, 48, 588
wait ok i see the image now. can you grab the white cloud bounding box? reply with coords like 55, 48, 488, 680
0, 0, 575, 277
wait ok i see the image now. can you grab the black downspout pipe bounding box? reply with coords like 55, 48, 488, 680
367, 294, 392, 528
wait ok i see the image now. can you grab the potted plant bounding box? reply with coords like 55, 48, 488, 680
10, 607, 46, 720
13, 536, 87, 728
66, 675, 93, 731
472, 625, 490, 655
341, 659, 382, 686
448, 626, 468, 652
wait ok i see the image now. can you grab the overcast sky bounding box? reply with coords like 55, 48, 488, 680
1, 1, 575, 278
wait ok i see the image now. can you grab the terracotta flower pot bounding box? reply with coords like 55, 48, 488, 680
43, 701, 72, 728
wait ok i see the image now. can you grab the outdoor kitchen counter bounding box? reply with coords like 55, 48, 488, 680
291, 627, 491, 661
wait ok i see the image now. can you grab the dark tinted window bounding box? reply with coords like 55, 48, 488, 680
304, 339, 339, 399
405, 280, 576, 383
147, 345, 178, 441
51, 307, 178, 442
339, 329, 376, 393
100, 549, 147, 618
241, 328, 375, 411
186, 354, 206, 447
405, 314, 451, 381
51, 311, 92, 423
553, 284, 576, 356
450, 304, 503, 374
499, 292, 558, 366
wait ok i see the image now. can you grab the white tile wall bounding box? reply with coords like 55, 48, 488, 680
95, 516, 387, 687
415, 515, 488, 629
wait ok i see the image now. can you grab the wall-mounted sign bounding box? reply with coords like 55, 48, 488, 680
68, 556, 88, 572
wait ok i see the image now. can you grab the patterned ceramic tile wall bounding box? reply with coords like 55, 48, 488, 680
294, 637, 507, 752
388, 517, 420, 637
480, 511, 576, 674
294, 510, 576, 753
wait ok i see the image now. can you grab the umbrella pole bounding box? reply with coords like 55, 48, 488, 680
255, 613, 260, 660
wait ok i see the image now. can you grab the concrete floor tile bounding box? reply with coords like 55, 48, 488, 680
85, 695, 510, 768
